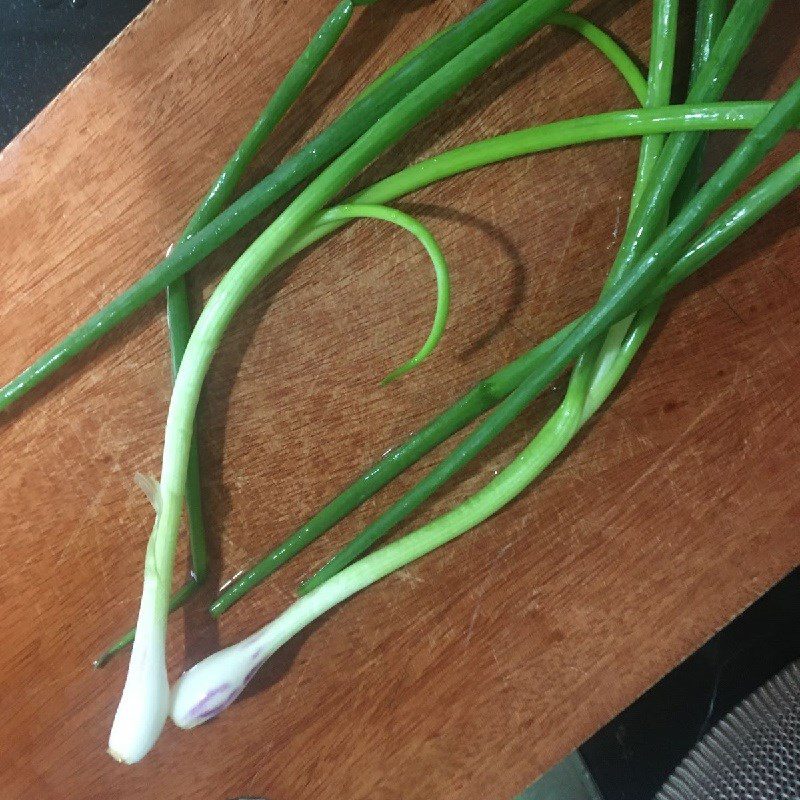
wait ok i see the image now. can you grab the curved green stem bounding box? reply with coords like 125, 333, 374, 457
348, 103, 785, 208
314, 204, 451, 384
548, 12, 647, 105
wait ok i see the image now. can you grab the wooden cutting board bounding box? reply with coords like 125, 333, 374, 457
1, 1, 798, 798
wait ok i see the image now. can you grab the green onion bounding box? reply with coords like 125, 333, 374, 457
106, 198, 450, 744
109, 0, 574, 764
209, 100, 790, 615
296, 0, 775, 594
1, 0, 788, 762
528, 0, 679, 611
169, 79, 800, 729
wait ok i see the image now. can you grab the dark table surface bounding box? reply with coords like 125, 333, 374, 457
0, 0, 148, 147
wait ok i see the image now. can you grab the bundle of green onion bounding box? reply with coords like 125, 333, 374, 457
2, 0, 797, 764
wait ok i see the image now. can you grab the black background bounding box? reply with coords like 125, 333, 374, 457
0, 0, 148, 146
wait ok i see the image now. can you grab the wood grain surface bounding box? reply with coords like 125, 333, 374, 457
1, 1, 799, 798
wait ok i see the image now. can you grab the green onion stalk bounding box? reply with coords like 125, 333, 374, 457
97, 97, 793, 665
108, 0, 576, 764
272, 0, 775, 596
170, 77, 800, 730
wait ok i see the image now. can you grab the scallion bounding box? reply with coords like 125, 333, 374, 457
108, 0, 575, 763
169, 78, 800, 728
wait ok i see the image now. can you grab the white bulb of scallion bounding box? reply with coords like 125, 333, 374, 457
107, 573, 169, 763
170, 560, 369, 728
108, 475, 177, 764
